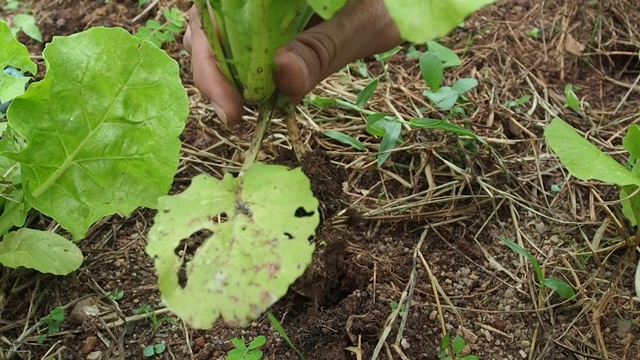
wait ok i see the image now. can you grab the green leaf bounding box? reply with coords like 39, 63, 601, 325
143, 345, 155, 357
623, 125, 640, 159
356, 78, 379, 108
426, 41, 462, 67
383, 0, 497, 43
452, 78, 478, 94
248, 335, 266, 350
308, 94, 337, 109
544, 118, 640, 187
12, 14, 43, 42
452, 335, 466, 355
146, 163, 320, 329
461, 356, 479, 360
153, 343, 166, 353
377, 120, 401, 166
307, 0, 348, 19
621, 185, 640, 227
424, 87, 459, 110
500, 237, 543, 283
542, 277, 576, 300
420, 52, 443, 91
323, 130, 366, 151
366, 113, 390, 137
410, 118, 486, 144
0, 228, 83, 275
0, 20, 37, 102
564, 84, 580, 111
267, 312, 305, 359
2, 27, 189, 240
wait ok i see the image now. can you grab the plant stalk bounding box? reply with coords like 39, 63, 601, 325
284, 101, 307, 162
238, 101, 272, 179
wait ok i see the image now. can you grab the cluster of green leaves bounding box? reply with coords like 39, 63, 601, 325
317, 41, 486, 166
0, 21, 188, 276
544, 117, 640, 297
500, 237, 576, 301
36, 306, 64, 343
227, 336, 266, 360
134, 7, 185, 48
438, 333, 478, 360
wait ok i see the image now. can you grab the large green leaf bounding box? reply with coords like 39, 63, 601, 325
383, 0, 497, 43
0, 228, 83, 275
146, 163, 320, 329
0, 20, 36, 103
544, 118, 640, 187
623, 125, 640, 160
2, 27, 189, 240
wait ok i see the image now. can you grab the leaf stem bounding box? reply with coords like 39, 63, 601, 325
284, 101, 307, 162
193, 0, 236, 87
238, 101, 272, 178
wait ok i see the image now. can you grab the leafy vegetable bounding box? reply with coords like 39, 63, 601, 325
2, 27, 188, 240
0, 22, 189, 275
146, 163, 319, 328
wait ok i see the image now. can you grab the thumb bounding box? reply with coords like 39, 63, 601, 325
273, 0, 401, 102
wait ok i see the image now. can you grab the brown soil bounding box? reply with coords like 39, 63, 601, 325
2, 0, 640, 360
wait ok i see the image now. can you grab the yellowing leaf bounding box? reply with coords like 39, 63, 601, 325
0, 228, 83, 275
146, 163, 320, 329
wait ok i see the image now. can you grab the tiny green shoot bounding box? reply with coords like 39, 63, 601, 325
227, 336, 266, 360
37, 306, 64, 344
143, 342, 166, 357
267, 312, 305, 359
11, 13, 43, 42
389, 300, 406, 318
134, 7, 185, 48
438, 333, 478, 360
500, 237, 576, 301
504, 95, 532, 114
107, 289, 125, 301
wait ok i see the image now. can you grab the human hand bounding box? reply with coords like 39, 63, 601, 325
183, 1, 402, 127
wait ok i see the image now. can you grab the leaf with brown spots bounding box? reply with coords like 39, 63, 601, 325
146, 163, 320, 329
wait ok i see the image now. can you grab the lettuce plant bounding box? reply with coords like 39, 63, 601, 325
145, 0, 498, 330
0, 20, 189, 275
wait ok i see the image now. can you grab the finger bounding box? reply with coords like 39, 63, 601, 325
184, 6, 244, 126
274, 0, 402, 101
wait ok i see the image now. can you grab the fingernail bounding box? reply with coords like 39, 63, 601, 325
211, 102, 228, 125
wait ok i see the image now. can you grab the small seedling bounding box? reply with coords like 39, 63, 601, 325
227, 336, 266, 360
500, 237, 576, 302
267, 312, 305, 359
134, 7, 185, 48
143, 342, 166, 357
133, 303, 177, 335
389, 300, 406, 318
3, 0, 20, 10
438, 333, 478, 360
10, 13, 42, 42
504, 95, 532, 114
37, 306, 64, 344
107, 289, 125, 301
563, 84, 590, 112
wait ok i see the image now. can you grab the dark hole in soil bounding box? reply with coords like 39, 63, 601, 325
173, 228, 213, 288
